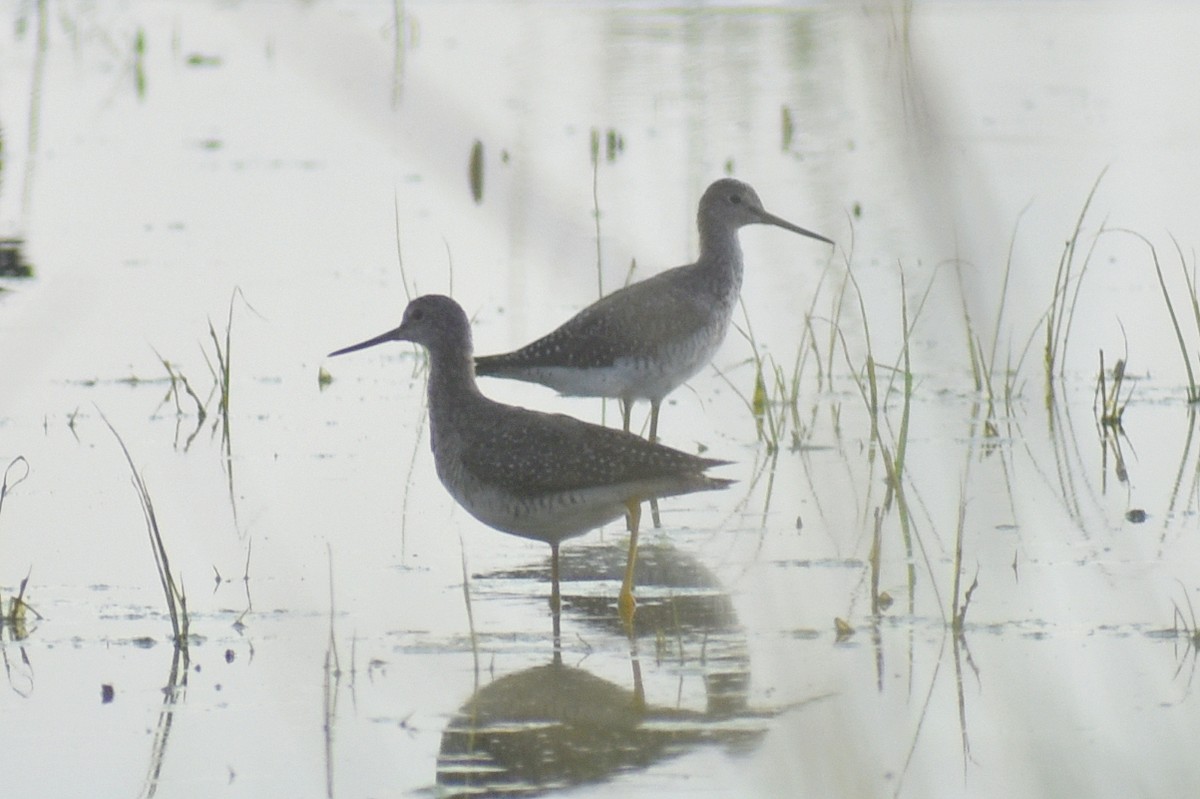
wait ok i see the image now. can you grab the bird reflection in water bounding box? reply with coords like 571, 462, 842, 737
437, 542, 767, 797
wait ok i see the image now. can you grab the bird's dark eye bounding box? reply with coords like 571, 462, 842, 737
729, 194, 742, 205
411, 308, 425, 322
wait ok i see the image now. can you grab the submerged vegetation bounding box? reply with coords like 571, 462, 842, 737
0, 238, 33, 277
1113, 230, 1200, 404
0, 456, 35, 640
958, 207, 1033, 426
100, 413, 189, 656
1095, 350, 1132, 429
1044, 169, 1109, 404
468, 139, 484, 204
152, 289, 253, 455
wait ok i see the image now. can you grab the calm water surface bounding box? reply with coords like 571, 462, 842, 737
2, 2, 1200, 797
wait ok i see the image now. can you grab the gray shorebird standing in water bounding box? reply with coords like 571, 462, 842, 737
329, 294, 732, 627
474, 178, 834, 444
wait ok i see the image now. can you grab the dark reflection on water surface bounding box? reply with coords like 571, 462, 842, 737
438, 542, 773, 796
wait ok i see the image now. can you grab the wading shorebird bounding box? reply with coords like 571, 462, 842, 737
474, 178, 833, 443
329, 294, 732, 626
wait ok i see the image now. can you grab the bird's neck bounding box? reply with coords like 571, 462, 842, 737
697, 223, 745, 299
424, 345, 486, 455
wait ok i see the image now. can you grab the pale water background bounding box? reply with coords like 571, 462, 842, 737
2, 2, 1200, 797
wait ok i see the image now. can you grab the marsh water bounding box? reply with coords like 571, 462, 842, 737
3, 2, 1200, 797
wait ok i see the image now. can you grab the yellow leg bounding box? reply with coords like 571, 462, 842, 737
619, 498, 642, 627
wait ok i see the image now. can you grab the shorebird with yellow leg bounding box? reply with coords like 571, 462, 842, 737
329, 294, 732, 627
474, 177, 833, 444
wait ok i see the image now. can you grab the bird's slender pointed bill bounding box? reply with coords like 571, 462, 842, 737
756, 208, 834, 246
328, 326, 404, 357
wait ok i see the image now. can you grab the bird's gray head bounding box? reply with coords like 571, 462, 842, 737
699, 178, 767, 228
698, 178, 834, 246
328, 294, 473, 359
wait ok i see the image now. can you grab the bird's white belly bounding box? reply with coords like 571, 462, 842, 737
531, 338, 719, 401
448, 477, 632, 544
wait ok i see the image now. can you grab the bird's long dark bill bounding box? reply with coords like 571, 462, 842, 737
760, 209, 835, 246
328, 326, 404, 357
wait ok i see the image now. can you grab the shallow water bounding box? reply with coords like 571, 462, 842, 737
3, 1, 1200, 797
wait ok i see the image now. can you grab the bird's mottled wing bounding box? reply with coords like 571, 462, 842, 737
458, 402, 724, 498
479, 266, 713, 370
